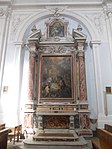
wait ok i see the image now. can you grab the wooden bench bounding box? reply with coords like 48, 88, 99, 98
98, 129, 112, 149
0, 123, 5, 131
104, 124, 112, 133
91, 137, 101, 149
0, 123, 9, 149
92, 124, 112, 149
8, 124, 22, 144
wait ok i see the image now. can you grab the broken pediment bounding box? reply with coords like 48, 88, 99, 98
72, 29, 86, 40
28, 29, 41, 43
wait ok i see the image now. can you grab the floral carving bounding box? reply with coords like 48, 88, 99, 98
40, 45, 75, 54
10, 14, 29, 41
85, 13, 105, 34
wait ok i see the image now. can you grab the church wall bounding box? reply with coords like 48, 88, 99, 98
0, 4, 12, 124
0, 1, 112, 128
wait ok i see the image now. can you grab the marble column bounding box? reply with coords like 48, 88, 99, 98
27, 43, 37, 101
77, 42, 87, 101
28, 53, 35, 101
33, 56, 38, 101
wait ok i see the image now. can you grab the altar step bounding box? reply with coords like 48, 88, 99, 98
33, 132, 78, 141
23, 136, 88, 149
23, 130, 89, 149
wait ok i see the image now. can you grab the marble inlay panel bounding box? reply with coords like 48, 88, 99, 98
43, 115, 69, 129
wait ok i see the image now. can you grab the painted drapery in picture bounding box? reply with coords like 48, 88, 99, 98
39, 55, 74, 100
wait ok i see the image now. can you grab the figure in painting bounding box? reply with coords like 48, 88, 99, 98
40, 56, 72, 99
49, 22, 64, 37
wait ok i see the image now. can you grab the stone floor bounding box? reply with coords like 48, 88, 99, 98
8, 140, 24, 149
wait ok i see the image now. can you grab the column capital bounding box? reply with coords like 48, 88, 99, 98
27, 42, 39, 56
90, 40, 101, 49
27, 29, 41, 55
77, 41, 86, 51
0, 7, 12, 19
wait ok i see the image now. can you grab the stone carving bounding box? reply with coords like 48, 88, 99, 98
49, 7, 64, 18
0, 8, 5, 16
85, 13, 105, 34
0, 7, 11, 18
10, 14, 29, 41
45, 17, 68, 38
40, 45, 75, 54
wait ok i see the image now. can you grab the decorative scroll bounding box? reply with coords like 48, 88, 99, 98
43, 116, 69, 129
39, 46, 75, 54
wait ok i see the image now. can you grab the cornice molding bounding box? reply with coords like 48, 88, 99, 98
0, 0, 11, 6
1, 0, 112, 10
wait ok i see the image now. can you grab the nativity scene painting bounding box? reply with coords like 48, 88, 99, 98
40, 55, 73, 99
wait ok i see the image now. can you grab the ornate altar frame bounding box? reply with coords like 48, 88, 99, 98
46, 18, 68, 38
26, 16, 92, 138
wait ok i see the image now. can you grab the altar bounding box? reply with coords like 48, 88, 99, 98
23, 15, 92, 149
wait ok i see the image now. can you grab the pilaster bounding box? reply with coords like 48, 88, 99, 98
0, 7, 11, 100
103, 6, 112, 67
13, 43, 25, 124
90, 41, 106, 127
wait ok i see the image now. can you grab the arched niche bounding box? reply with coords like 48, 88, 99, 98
18, 10, 100, 129
14, 10, 100, 43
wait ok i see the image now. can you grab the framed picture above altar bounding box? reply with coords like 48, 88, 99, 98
39, 54, 74, 101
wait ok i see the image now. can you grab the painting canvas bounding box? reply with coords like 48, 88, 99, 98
49, 22, 64, 37
39, 55, 74, 100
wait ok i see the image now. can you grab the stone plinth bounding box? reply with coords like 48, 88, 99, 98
24, 136, 88, 149
23, 129, 88, 149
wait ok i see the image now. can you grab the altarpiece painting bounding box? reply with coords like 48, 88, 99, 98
39, 55, 74, 100
49, 22, 64, 37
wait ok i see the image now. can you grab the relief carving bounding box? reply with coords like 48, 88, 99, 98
0, 8, 5, 16
40, 46, 75, 54
10, 14, 30, 41
48, 7, 65, 18
0, 7, 11, 18
85, 13, 105, 34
